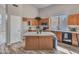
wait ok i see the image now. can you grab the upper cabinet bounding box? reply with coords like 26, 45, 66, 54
68, 14, 79, 25
23, 17, 38, 26
22, 17, 50, 31
76, 14, 79, 25
22, 17, 49, 26
31, 19, 38, 26
39, 18, 49, 25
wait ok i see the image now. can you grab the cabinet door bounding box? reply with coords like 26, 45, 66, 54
72, 33, 78, 46
77, 17, 79, 25
25, 36, 38, 49
56, 32, 62, 42
68, 15, 77, 25
32, 19, 38, 26
38, 36, 53, 50
76, 14, 79, 25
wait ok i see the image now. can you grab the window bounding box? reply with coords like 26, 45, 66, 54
59, 15, 68, 30
51, 15, 68, 30
51, 16, 59, 30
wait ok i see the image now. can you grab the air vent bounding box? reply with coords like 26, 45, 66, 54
12, 4, 18, 7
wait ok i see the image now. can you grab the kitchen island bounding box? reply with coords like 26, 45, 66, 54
23, 32, 57, 50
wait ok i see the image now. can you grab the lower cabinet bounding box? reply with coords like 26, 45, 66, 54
55, 31, 78, 47
72, 33, 78, 46
24, 36, 53, 50
55, 32, 62, 42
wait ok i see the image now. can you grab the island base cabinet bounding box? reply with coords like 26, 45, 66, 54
24, 36, 38, 50
24, 36, 53, 50
39, 36, 53, 50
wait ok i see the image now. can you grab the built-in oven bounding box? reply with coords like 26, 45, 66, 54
62, 32, 72, 45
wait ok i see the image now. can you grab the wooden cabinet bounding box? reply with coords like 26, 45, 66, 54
39, 36, 53, 50
77, 17, 79, 25
22, 17, 50, 31
76, 14, 79, 25
55, 31, 78, 47
39, 18, 49, 25
23, 17, 27, 22
24, 36, 53, 50
68, 15, 77, 25
68, 14, 79, 25
23, 17, 49, 26
33, 37, 39, 49
25, 36, 38, 49
56, 32, 62, 42
31, 19, 38, 26
72, 33, 78, 46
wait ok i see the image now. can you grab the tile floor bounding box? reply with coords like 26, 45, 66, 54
0, 41, 79, 54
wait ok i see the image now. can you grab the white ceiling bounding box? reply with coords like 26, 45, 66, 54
32, 4, 52, 8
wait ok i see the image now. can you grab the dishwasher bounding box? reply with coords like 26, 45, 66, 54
62, 32, 72, 45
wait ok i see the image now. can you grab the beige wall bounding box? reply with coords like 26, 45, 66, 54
0, 4, 5, 14
7, 4, 23, 16
22, 5, 39, 18
7, 4, 38, 17
0, 4, 38, 17
39, 4, 79, 17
